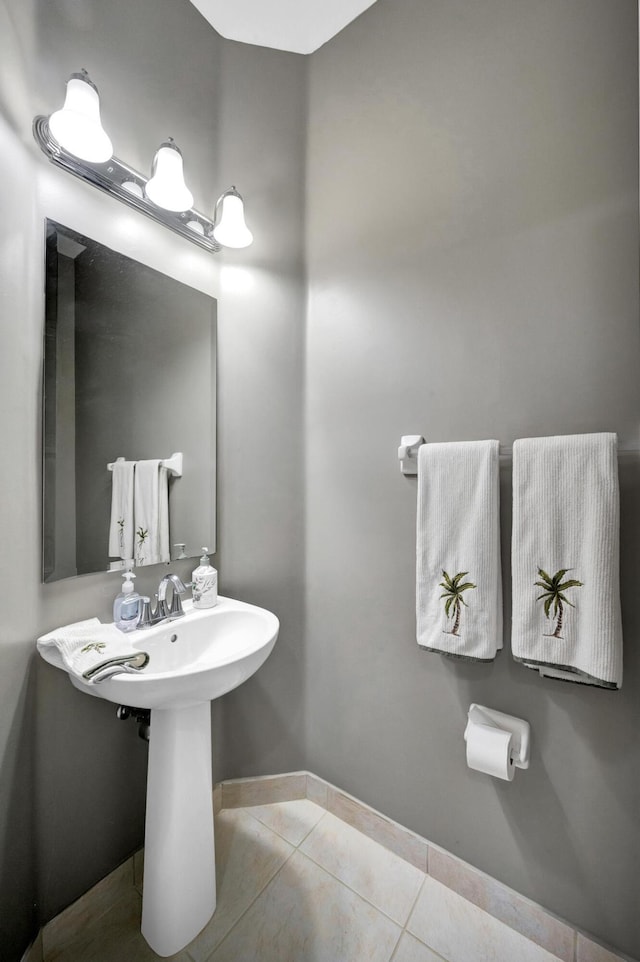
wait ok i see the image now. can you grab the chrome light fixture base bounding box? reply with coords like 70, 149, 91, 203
33, 116, 222, 253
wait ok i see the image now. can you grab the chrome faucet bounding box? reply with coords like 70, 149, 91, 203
137, 573, 187, 629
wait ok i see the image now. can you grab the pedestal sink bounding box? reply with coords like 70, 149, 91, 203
38, 596, 279, 957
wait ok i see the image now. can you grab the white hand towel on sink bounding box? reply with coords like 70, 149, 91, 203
134, 460, 170, 567
416, 440, 502, 661
37, 619, 149, 683
511, 433, 622, 689
108, 460, 135, 559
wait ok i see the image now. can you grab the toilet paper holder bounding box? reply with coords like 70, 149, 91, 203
464, 704, 531, 770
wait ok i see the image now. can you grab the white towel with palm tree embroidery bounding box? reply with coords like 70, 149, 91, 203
416, 440, 502, 661
511, 433, 622, 690
134, 460, 170, 567
108, 459, 135, 559
37, 619, 150, 683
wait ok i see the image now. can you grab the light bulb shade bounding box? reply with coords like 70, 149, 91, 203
145, 141, 194, 212
49, 74, 113, 163
212, 189, 253, 248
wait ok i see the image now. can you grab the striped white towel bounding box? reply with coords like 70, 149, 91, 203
511, 433, 622, 690
416, 440, 502, 661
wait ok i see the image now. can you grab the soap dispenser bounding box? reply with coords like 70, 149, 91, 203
192, 548, 218, 609
113, 563, 141, 632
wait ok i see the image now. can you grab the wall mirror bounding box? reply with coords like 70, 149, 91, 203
42, 219, 216, 583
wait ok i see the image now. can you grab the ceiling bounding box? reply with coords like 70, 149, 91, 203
187, 0, 379, 55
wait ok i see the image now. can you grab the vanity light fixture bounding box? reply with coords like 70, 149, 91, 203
33, 70, 253, 254
48, 69, 113, 163
145, 139, 194, 213
212, 188, 253, 249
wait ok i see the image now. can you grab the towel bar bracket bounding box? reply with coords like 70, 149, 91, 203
398, 436, 425, 475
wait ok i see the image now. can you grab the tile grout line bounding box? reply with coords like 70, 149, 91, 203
380, 872, 453, 962
404, 872, 428, 935
196, 842, 300, 962
293, 804, 428, 931
298, 808, 329, 846
239, 801, 328, 849
400, 874, 453, 962
291, 841, 421, 932
227, 803, 426, 938
385, 926, 405, 962
386, 876, 428, 962
194, 803, 309, 962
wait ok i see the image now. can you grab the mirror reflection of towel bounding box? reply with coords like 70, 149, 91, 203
134, 460, 170, 566
108, 460, 135, 559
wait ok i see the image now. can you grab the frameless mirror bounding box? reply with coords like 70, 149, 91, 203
42, 219, 216, 583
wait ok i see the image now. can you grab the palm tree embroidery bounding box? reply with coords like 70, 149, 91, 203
439, 570, 477, 636
136, 527, 149, 564
535, 568, 583, 639
117, 518, 125, 555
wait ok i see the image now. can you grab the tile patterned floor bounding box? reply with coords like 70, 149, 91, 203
44, 799, 567, 962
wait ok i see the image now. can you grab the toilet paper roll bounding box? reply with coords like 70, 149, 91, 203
466, 722, 515, 781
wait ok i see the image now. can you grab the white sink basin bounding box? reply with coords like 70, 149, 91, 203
59, 596, 279, 710
38, 594, 279, 957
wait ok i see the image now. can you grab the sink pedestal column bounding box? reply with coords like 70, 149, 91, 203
141, 702, 216, 957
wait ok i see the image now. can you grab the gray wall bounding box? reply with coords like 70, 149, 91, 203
211, 37, 307, 782
0, 1, 306, 959
305, 0, 640, 956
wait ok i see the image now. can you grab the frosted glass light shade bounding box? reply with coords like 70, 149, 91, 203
145, 141, 194, 212
212, 190, 253, 249
49, 74, 113, 163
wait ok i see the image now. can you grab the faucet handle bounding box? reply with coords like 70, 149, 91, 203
137, 597, 153, 630
169, 592, 185, 618
156, 596, 169, 620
